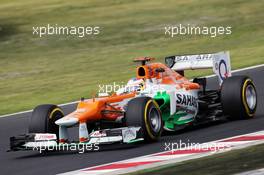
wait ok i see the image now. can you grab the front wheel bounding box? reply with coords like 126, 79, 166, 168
29, 104, 64, 138
221, 76, 257, 119
125, 97, 163, 142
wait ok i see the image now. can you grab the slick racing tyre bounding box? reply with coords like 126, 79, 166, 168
221, 76, 257, 119
29, 104, 64, 137
125, 97, 163, 142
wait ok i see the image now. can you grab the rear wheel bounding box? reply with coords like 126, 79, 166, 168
29, 104, 64, 138
221, 76, 257, 119
125, 97, 163, 142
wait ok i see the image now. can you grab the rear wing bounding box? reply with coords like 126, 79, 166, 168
165, 51, 231, 85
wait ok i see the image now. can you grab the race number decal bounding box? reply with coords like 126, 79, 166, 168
212, 51, 231, 85
218, 59, 228, 81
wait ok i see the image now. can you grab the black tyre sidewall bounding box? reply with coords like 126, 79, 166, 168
221, 76, 257, 119
29, 104, 64, 137
126, 97, 163, 141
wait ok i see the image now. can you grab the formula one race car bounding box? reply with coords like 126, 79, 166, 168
10, 51, 257, 152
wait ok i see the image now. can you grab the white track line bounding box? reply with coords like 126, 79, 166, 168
235, 168, 264, 175
1, 63, 264, 118
205, 63, 264, 78
0, 101, 79, 118
60, 130, 264, 175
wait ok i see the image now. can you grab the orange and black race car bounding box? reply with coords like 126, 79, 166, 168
10, 51, 257, 152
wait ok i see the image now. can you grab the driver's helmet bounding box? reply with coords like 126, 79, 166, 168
126, 78, 145, 92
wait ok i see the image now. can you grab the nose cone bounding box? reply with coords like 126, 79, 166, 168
55, 117, 79, 126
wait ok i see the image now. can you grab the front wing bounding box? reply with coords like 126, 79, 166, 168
9, 127, 143, 152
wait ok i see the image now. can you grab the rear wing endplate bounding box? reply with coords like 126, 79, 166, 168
165, 51, 231, 85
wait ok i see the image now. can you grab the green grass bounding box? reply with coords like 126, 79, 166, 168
0, 0, 263, 115
127, 144, 264, 175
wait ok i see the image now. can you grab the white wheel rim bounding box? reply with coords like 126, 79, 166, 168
245, 84, 257, 110
149, 107, 161, 133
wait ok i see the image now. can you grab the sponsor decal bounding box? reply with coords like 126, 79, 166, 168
176, 94, 198, 108
175, 54, 213, 62
34, 134, 57, 141
196, 54, 212, 60
175, 56, 189, 62
90, 131, 107, 137
218, 59, 228, 81
122, 128, 137, 142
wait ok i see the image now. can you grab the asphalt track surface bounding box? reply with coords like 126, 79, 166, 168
0, 66, 263, 175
